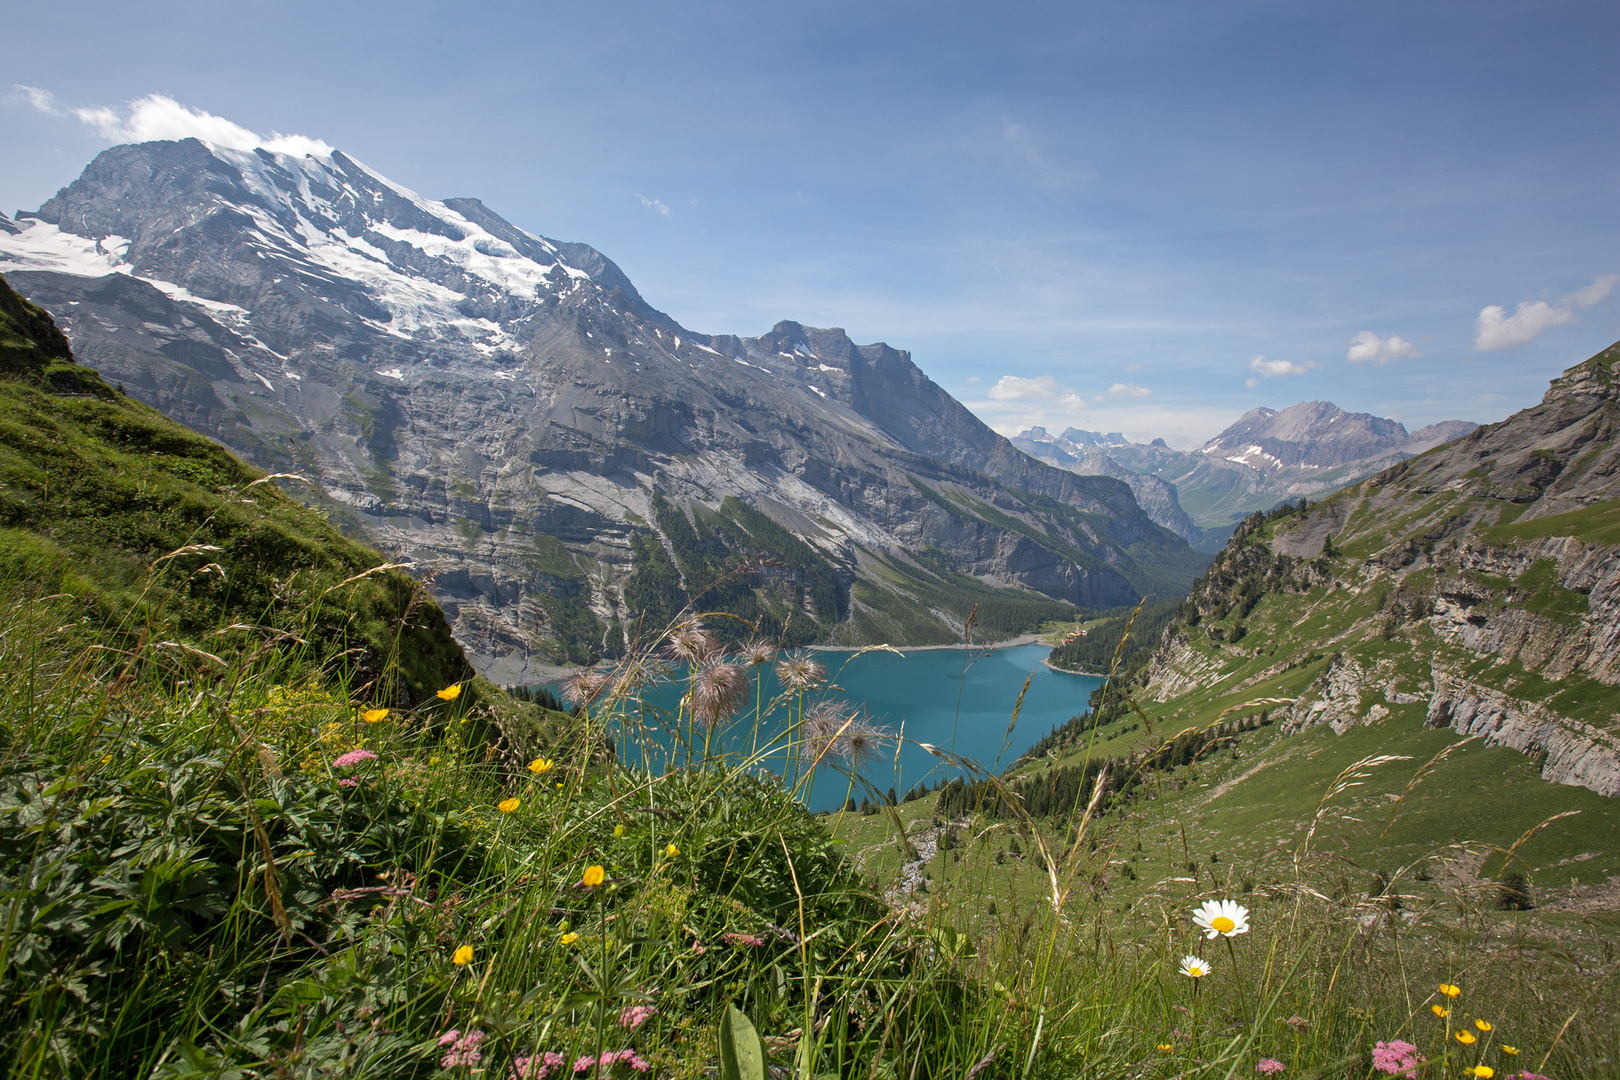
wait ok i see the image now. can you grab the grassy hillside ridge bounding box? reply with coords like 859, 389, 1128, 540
0, 271, 469, 702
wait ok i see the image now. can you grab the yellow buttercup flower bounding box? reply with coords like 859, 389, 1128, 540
581, 865, 605, 887
452, 945, 474, 966
498, 797, 521, 813
1468, 1068, 1494, 1079
1475, 1020, 1492, 1032
1157, 1044, 1173, 1052
362, 708, 389, 723
614, 824, 626, 837
1456, 1031, 1476, 1045
1432, 1005, 1450, 1017
528, 757, 554, 774
1439, 983, 1462, 998
560, 932, 579, 945
1500, 1046, 1518, 1056
666, 843, 680, 857
437, 684, 463, 701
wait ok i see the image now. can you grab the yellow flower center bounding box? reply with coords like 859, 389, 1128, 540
1188, 966, 1203, 977
1212, 916, 1235, 933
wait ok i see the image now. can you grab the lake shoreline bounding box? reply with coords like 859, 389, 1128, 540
1041, 658, 1109, 678
810, 633, 1047, 654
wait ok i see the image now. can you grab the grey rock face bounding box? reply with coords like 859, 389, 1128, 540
1, 139, 1204, 676
1011, 428, 1202, 545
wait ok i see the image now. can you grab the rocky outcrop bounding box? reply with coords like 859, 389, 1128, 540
1147, 631, 1228, 701
1427, 668, 1620, 797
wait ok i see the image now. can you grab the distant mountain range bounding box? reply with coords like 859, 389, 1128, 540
0, 139, 1208, 680
1011, 404, 1478, 550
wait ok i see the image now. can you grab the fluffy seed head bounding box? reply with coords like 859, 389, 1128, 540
692, 659, 749, 729
666, 624, 719, 665
776, 652, 827, 691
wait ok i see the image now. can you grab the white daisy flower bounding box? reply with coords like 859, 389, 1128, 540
1191, 898, 1250, 938
1178, 954, 1210, 978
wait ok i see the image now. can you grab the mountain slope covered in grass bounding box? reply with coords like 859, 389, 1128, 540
995, 339, 1620, 924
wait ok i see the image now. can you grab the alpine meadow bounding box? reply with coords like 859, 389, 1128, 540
4, 8, 1620, 1075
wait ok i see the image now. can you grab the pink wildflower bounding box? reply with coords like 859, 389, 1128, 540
332, 748, 378, 769
723, 932, 765, 948
619, 1004, 658, 1030
338, 777, 359, 788
1257, 1059, 1285, 1076
512, 1052, 570, 1080
1371, 1040, 1424, 1078
574, 1056, 597, 1073
438, 1029, 486, 1068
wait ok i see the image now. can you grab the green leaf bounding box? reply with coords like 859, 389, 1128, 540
719, 1003, 767, 1080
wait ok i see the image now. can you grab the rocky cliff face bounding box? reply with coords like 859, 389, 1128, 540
1, 139, 1207, 679
1144, 343, 1620, 798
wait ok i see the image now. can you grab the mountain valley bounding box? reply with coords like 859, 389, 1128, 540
0, 140, 1207, 681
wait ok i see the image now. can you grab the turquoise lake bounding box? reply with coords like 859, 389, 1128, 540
572, 643, 1102, 812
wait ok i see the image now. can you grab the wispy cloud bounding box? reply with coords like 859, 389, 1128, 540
13, 84, 64, 115
1474, 273, 1619, 351
636, 194, 671, 216
17, 87, 331, 156
1108, 382, 1150, 398
1346, 330, 1420, 364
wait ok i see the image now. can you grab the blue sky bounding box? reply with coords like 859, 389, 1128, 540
4, 0, 1616, 446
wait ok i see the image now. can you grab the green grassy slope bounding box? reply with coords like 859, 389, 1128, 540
0, 271, 470, 701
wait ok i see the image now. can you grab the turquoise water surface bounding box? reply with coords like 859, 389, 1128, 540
579, 643, 1102, 812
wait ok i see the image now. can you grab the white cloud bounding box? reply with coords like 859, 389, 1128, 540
1248, 354, 1317, 378
1346, 330, 1421, 364
22, 88, 331, 157
1474, 273, 1619, 351
1108, 382, 1150, 398
970, 373, 1091, 429
988, 374, 1059, 402
1473, 300, 1574, 351
636, 194, 671, 216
